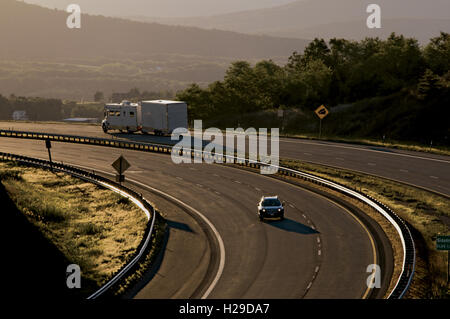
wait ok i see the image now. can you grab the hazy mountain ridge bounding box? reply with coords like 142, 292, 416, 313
1, 0, 308, 60
132, 0, 450, 43
268, 18, 450, 43
22, 0, 296, 18
0, 0, 307, 99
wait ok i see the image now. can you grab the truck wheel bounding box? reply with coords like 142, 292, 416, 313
258, 214, 264, 221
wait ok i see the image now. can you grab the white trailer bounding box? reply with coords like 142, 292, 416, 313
102, 100, 138, 133
138, 100, 188, 135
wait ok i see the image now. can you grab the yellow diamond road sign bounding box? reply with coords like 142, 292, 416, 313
112, 155, 131, 175
315, 105, 329, 120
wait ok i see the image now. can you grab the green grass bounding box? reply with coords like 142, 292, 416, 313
280, 158, 449, 298
113, 212, 167, 297
0, 162, 149, 292
280, 133, 450, 157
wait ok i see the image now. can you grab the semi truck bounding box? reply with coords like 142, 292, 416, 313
102, 100, 188, 135
102, 101, 138, 133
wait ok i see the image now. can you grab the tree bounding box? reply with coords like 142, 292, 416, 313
94, 91, 104, 102
223, 61, 259, 113
0, 94, 12, 120
424, 32, 450, 76
177, 83, 212, 120
253, 60, 286, 109
301, 38, 331, 67
417, 69, 446, 100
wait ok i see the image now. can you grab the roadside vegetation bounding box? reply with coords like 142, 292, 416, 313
2, 33, 448, 148
278, 133, 450, 157
178, 32, 449, 147
0, 162, 149, 296
0, 87, 175, 121
279, 159, 450, 298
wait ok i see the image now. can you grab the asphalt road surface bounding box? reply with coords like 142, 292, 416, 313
1, 121, 448, 196
0, 137, 392, 299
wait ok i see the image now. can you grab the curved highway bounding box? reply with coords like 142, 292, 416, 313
1, 122, 448, 196
0, 136, 392, 299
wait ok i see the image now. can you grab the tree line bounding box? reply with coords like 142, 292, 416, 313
0, 89, 175, 121
0, 95, 63, 121
176, 32, 449, 144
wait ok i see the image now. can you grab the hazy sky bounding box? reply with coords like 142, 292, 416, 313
23, 0, 297, 17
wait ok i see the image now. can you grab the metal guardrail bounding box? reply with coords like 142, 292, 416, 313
0, 129, 173, 154
273, 165, 416, 299
0, 129, 416, 298
0, 151, 157, 299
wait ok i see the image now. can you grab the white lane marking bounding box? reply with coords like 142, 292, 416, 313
176, 176, 183, 180
430, 176, 439, 179
234, 180, 241, 184
304, 152, 312, 156
368, 163, 376, 166
280, 138, 450, 164
335, 157, 344, 161
318, 250, 322, 256
399, 169, 409, 173
289, 204, 295, 208
67, 163, 226, 300
255, 187, 261, 192
315, 266, 320, 273
317, 237, 321, 244
122, 180, 225, 300
196, 183, 204, 188
306, 282, 312, 290
213, 174, 220, 177
214, 191, 221, 195
302, 214, 307, 219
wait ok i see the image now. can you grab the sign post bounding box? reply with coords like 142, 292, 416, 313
278, 109, 284, 133
314, 105, 329, 139
112, 155, 131, 186
437, 235, 450, 284
45, 139, 53, 171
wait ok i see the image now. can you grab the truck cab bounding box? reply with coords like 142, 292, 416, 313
102, 100, 138, 133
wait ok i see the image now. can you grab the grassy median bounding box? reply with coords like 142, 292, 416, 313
0, 161, 149, 296
280, 159, 449, 299
280, 134, 450, 157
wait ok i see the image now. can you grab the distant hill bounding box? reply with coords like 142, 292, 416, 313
23, 0, 295, 18
0, 0, 308, 60
270, 18, 450, 43
135, 0, 450, 43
